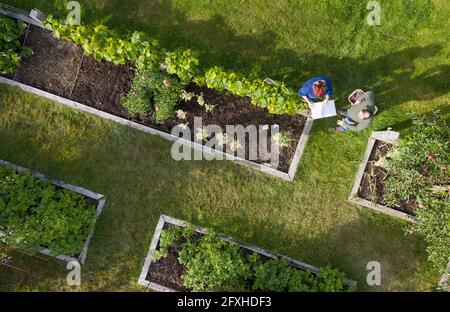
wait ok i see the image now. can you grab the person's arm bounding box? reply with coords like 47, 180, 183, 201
302, 96, 314, 109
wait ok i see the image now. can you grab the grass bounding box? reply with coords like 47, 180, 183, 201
0, 0, 449, 291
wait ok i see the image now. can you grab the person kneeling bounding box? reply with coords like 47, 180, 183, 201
331, 91, 377, 132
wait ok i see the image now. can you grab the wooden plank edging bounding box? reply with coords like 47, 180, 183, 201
348, 131, 415, 223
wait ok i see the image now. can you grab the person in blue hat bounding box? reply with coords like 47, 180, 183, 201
298, 76, 333, 109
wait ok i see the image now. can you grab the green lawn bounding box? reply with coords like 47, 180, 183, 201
0, 0, 449, 291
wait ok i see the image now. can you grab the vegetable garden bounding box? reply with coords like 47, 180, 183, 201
0, 0, 448, 292
139, 215, 355, 292
1, 12, 313, 180
350, 111, 449, 274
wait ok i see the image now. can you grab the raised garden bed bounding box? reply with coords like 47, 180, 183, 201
0, 10, 313, 181
138, 215, 356, 292
0, 159, 106, 264
348, 131, 416, 222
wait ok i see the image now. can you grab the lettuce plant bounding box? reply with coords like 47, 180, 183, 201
0, 17, 32, 74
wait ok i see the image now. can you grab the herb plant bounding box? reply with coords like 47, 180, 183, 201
122, 70, 186, 123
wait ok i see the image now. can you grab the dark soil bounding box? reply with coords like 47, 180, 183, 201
135, 84, 307, 173
69, 56, 135, 111
68, 76, 306, 172
11, 23, 306, 173
14, 25, 84, 98
358, 140, 418, 215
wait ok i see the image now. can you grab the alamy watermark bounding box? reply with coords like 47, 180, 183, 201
66, 1, 81, 25
170, 118, 282, 169
367, 261, 381, 286
367, 1, 381, 26
67, 260, 81, 286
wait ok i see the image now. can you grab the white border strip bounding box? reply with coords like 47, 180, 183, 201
0, 5, 43, 27
0, 76, 312, 181
348, 131, 415, 223
0, 159, 105, 264
138, 214, 357, 292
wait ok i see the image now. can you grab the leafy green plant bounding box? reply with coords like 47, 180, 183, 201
178, 231, 252, 292
253, 259, 346, 292
121, 89, 151, 117
273, 131, 293, 149
122, 70, 186, 123
376, 110, 449, 271
0, 17, 32, 75
45, 18, 303, 115
379, 112, 449, 207
165, 49, 200, 83
195, 67, 305, 114
0, 166, 96, 256
45, 17, 161, 70
408, 194, 450, 272
153, 226, 349, 292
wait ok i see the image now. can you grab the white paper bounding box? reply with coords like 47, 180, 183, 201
310, 100, 337, 120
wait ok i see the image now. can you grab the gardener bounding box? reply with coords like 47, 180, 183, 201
298, 76, 333, 108
330, 91, 377, 132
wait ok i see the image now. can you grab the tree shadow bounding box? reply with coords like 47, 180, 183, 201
87, 0, 448, 112
8, 0, 448, 113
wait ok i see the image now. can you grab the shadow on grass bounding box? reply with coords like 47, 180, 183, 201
0, 85, 439, 291
5, 0, 448, 110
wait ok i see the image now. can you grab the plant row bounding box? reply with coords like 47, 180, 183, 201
153, 226, 350, 292
0, 166, 96, 256
373, 110, 449, 272
44, 17, 305, 116
0, 17, 32, 75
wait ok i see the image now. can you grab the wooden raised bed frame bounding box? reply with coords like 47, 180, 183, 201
0, 8, 313, 182
348, 130, 416, 223
0, 159, 106, 264
138, 214, 356, 292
